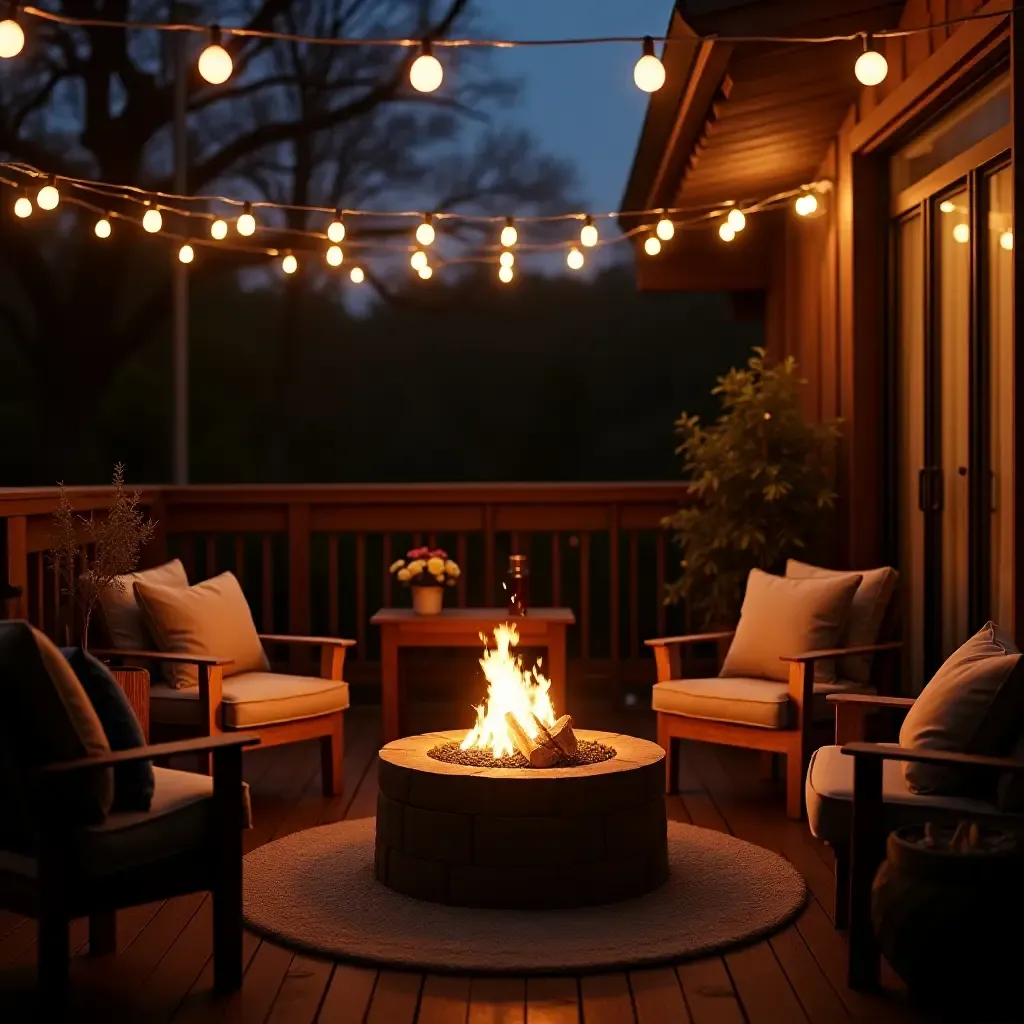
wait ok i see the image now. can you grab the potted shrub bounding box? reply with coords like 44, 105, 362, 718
390, 547, 461, 615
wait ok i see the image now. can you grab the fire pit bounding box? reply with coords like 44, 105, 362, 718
374, 624, 668, 908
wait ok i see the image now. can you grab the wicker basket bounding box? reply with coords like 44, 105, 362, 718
109, 665, 150, 741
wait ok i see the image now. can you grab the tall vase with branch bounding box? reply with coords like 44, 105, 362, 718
49, 464, 156, 648
663, 348, 842, 629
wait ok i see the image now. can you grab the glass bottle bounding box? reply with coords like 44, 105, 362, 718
506, 554, 530, 616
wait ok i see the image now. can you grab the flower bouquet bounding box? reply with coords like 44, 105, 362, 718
390, 547, 461, 615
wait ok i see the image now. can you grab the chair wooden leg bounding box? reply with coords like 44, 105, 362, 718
88, 909, 116, 956
320, 713, 344, 798
833, 846, 850, 930
848, 753, 884, 989
212, 744, 244, 993
657, 715, 679, 794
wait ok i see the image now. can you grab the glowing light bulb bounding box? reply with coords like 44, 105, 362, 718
1000, 230, 1013, 251
282, 253, 298, 274
953, 222, 970, 244
0, 18, 24, 59
500, 218, 517, 248
94, 217, 111, 238
499, 250, 514, 268
327, 213, 345, 243
410, 42, 443, 93
410, 249, 428, 271
416, 214, 435, 246
567, 246, 584, 270
350, 266, 365, 284
795, 193, 819, 217
656, 216, 674, 241
855, 36, 888, 87
142, 207, 163, 233
326, 244, 343, 267
727, 208, 746, 232
633, 36, 665, 93
178, 243, 194, 264
37, 180, 59, 211
498, 265, 513, 284
580, 216, 598, 248
939, 200, 956, 214
418, 264, 433, 280
237, 203, 256, 236
718, 222, 736, 242
210, 218, 228, 240
198, 27, 232, 85
644, 235, 661, 256
13, 192, 32, 218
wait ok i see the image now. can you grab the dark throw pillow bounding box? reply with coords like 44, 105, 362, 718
61, 647, 154, 812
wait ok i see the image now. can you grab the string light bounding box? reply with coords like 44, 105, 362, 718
567, 246, 584, 270
418, 263, 433, 280
410, 41, 443, 93
939, 200, 956, 214
656, 216, 674, 241
953, 222, 969, 244
644, 234, 661, 256
237, 202, 256, 236
210, 218, 228, 239
580, 215, 598, 248
727, 208, 746, 232
795, 192, 818, 216
633, 36, 665, 93
142, 204, 162, 233
198, 25, 232, 85
855, 34, 888, 86
281, 252, 298, 274
410, 249, 428, 271
718, 222, 735, 242
416, 213, 435, 246
94, 215, 111, 238
326, 244, 343, 266
350, 266, 365, 283
0, 14, 23, 59
13, 188, 31, 218
178, 242, 194, 264
499, 250, 514, 268
1000, 230, 1013, 251
500, 217, 517, 248
37, 177, 59, 210
327, 212, 345, 243
498, 264, 514, 284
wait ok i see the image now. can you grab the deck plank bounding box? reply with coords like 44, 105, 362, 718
418, 974, 472, 1024
724, 942, 809, 1024
676, 960, 744, 1024
469, 977, 526, 1024
579, 973, 635, 1024
525, 976, 579, 1023
629, 967, 691, 1023
265, 955, 334, 1024
366, 970, 422, 1023
315, 964, 378, 1022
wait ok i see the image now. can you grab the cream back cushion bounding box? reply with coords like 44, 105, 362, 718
786, 559, 898, 684
720, 569, 862, 683
900, 621, 1024, 795
133, 572, 269, 689
99, 558, 189, 651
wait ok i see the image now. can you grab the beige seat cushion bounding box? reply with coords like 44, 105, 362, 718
98, 559, 189, 654
900, 621, 1024, 795
805, 744, 1021, 850
151, 672, 350, 729
134, 572, 269, 689
786, 559, 898, 684
720, 569, 863, 683
652, 677, 870, 730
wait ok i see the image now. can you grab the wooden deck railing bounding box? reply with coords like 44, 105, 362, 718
0, 483, 691, 688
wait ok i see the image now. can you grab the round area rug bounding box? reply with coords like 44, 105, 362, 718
242, 819, 806, 974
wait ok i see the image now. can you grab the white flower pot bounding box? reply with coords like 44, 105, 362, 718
412, 585, 444, 616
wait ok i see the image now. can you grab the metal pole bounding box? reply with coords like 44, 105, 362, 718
171, 11, 189, 484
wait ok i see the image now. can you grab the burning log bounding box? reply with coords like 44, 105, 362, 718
504, 712, 579, 767
505, 712, 559, 767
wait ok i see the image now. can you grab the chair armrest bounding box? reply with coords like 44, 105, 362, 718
780, 641, 903, 663
40, 733, 260, 776
92, 648, 235, 667
829, 693, 914, 744
258, 634, 355, 648
841, 741, 1024, 774
827, 694, 916, 709
645, 631, 735, 648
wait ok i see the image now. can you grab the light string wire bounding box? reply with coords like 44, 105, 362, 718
14, 4, 1016, 49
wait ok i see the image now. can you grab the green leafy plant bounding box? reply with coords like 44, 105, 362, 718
663, 348, 841, 628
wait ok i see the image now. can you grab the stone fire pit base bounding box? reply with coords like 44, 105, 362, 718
376, 730, 667, 908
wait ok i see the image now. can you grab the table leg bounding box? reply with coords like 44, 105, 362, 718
381, 627, 400, 743
546, 625, 567, 717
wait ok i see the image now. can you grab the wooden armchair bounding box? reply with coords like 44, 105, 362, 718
806, 693, 1024, 989
0, 732, 258, 1016
96, 633, 354, 795
648, 632, 902, 818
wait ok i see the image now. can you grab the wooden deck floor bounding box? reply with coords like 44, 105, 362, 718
0, 702, 934, 1023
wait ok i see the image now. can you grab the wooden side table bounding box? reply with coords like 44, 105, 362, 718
109, 665, 151, 741
370, 607, 575, 743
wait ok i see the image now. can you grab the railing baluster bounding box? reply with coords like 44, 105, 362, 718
328, 535, 340, 636
356, 532, 367, 656
5, 515, 29, 620
609, 504, 620, 669
234, 535, 245, 586
35, 552, 44, 628
428, 532, 437, 550
484, 505, 495, 604
180, 535, 196, 581
580, 532, 591, 661
261, 534, 273, 632
382, 534, 392, 609
656, 532, 667, 638
287, 504, 311, 671
205, 535, 216, 577
511, 531, 520, 555
457, 533, 468, 607
413, 532, 422, 548
551, 532, 562, 607
628, 531, 639, 660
